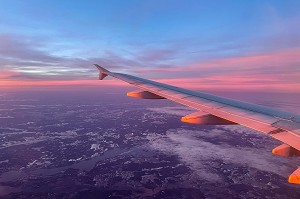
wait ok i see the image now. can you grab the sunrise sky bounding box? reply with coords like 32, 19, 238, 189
0, 0, 300, 92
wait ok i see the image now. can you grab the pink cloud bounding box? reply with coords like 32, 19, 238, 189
0, 71, 20, 79
188, 48, 300, 71
132, 48, 300, 92
135, 48, 300, 73
156, 77, 300, 93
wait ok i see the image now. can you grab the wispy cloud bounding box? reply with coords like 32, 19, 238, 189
135, 48, 300, 73
133, 48, 300, 92
0, 34, 62, 63
0, 34, 132, 81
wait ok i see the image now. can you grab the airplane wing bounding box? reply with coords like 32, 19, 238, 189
94, 64, 300, 184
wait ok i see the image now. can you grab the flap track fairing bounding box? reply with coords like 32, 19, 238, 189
181, 111, 237, 125
127, 90, 165, 99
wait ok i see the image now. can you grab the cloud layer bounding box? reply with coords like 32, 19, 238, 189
147, 126, 295, 183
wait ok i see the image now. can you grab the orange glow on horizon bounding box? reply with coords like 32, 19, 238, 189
0, 79, 127, 90
1, 76, 299, 93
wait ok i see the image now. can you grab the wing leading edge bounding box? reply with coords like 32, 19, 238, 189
94, 64, 300, 184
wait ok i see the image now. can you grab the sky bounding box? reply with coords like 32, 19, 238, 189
0, 0, 300, 92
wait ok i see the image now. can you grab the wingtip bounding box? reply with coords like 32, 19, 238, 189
94, 64, 109, 72
93, 64, 109, 80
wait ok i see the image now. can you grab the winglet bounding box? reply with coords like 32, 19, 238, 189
94, 64, 110, 80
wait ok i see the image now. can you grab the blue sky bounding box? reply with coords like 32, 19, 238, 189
0, 0, 300, 91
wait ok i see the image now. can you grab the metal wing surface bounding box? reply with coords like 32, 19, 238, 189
94, 64, 300, 184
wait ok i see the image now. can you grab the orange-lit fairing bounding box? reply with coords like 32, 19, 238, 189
272, 144, 300, 157
289, 168, 300, 184
181, 111, 236, 125
127, 90, 165, 99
